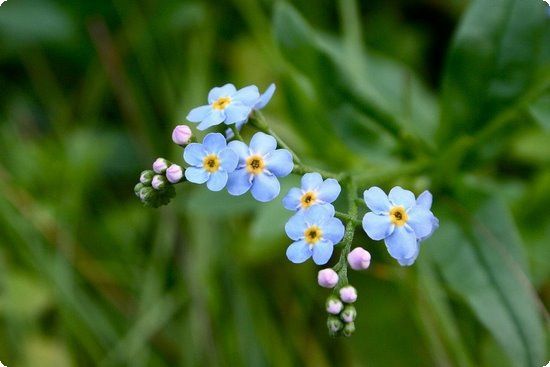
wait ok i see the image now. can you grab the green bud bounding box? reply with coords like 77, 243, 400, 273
151, 175, 167, 190
327, 315, 343, 336
342, 322, 355, 337
134, 182, 145, 197
140, 170, 155, 185
139, 187, 154, 202
340, 305, 356, 323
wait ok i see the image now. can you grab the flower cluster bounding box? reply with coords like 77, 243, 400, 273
133, 82, 440, 338
134, 158, 183, 208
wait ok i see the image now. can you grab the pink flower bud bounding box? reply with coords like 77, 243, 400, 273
339, 286, 357, 303
326, 298, 343, 315
151, 175, 166, 190
166, 164, 183, 183
347, 247, 371, 270
153, 158, 169, 174
172, 125, 192, 145
317, 268, 339, 288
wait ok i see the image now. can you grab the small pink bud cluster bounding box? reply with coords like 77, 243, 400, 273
150, 158, 184, 189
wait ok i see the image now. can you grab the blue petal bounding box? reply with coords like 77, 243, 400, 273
419, 215, 439, 242
322, 217, 345, 244
250, 173, 280, 202
208, 83, 236, 103
317, 178, 341, 203
232, 85, 260, 105
301, 172, 323, 191
227, 168, 253, 196
398, 246, 420, 266
304, 205, 334, 226
363, 187, 391, 214
388, 186, 416, 209
202, 133, 227, 154
255, 83, 276, 109
285, 212, 308, 240
407, 206, 434, 239
362, 212, 392, 240
219, 148, 238, 173
197, 109, 225, 130
312, 240, 334, 265
249, 132, 277, 155
186, 105, 212, 123
384, 226, 418, 263
185, 167, 209, 184
265, 149, 293, 177
286, 240, 312, 264
416, 190, 433, 210
183, 143, 206, 166
282, 187, 302, 211
224, 103, 252, 124
206, 170, 228, 191
227, 140, 250, 163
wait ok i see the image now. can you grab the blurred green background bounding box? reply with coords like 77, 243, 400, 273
0, 0, 549, 366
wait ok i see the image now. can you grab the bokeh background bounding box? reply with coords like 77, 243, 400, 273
0, 0, 549, 366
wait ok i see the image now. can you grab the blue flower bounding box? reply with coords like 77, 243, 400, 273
226, 84, 276, 139
187, 84, 260, 131
183, 133, 238, 191
361, 186, 438, 266
282, 172, 341, 212
227, 132, 293, 202
285, 205, 345, 265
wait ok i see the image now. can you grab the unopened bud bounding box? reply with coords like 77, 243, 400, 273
140, 170, 155, 185
134, 182, 145, 197
172, 125, 193, 145
165, 164, 183, 183
342, 322, 355, 337
339, 285, 357, 303
347, 247, 371, 270
152, 158, 170, 174
151, 175, 167, 190
139, 187, 154, 202
326, 297, 344, 315
340, 305, 356, 323
327, 315, 343, 336
317, 268, 339, 288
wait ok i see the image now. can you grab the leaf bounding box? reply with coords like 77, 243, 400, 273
439, 0, 550, 143
273, 2, 438, 146
427, 195, 546, 367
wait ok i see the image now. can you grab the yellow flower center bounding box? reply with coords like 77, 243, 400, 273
304, 225, 323, 245
300, 191, 317, 208
203, 154, 220, 173
389, 206, 408, 226
246, 155, 265, 175
212, 96, 231, 110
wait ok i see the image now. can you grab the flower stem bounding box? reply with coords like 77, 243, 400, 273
333, 179, 359, 287
230, 125, 244, 142
335, 211, 361, 227
292, 164, 345, 181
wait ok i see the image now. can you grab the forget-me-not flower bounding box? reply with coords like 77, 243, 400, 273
226, 84, 276, 139
285, 205, 345, 265
282, 172, 341, 212
187, 83, 260, 130
183, 133, 238, 191
362, 186, 438, 266
227, 132, 293, 202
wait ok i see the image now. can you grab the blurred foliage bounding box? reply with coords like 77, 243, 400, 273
0, 0, 549, 366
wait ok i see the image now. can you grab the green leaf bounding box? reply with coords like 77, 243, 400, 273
427, 196, 546, 366
439, 0, 550, 143
273, 2, 438, 150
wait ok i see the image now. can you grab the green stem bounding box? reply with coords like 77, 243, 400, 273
251, 111, 302, 164
333, 179, 359, 288
335, 211, 361, 227
230, 125, 244, 142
